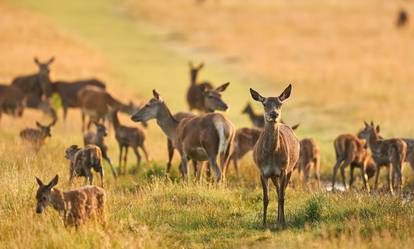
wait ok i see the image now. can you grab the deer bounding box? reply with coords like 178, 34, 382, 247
65, 144, 105, 187
51, 79, 106, 120
186, 61, 216, 112
297, 138, 320, 188
83, 122, 117, 177
242, 103, 265, 128
331, 134, 376, 192
358, 121, 407, 194
20, 118, 57, 150
0, 84, 25, 121
78, 86, 138, 131
111, 111, 148, 175
35, 175, 106, 227
249, 84, 300, 227
166, 82, 231, 176
131, 89, 235, 183
396, 9, 409, 28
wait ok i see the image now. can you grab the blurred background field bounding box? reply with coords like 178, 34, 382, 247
1, 0, 414, 248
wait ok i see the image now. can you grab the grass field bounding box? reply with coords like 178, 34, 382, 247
1, 0, 414, 248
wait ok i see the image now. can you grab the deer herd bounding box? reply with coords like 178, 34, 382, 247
1, 58, 413, 228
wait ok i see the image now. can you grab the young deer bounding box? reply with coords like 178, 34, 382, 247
65, 144, 105, 187
132, 90, 235, 183
83, 122, 117, 177
35, 175, 106, 227
242, 103, 265, 128
249, 84, 300, 227
51, 79, 106, 120
111, 111, 148, 174
0, 84, 25, 121
20, 118, 57, 150
78, 86, 138, 131
297, 138, 320, 188
331, 134, 375, 191
358, 121, 407, 194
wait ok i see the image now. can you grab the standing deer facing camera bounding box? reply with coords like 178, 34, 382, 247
249, 84, 300, 227
20, 118, 57, 150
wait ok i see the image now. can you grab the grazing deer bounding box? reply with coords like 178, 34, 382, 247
35, 175, 106, 227
20, 118, 57, 150
83, 122, 117, 177
132, 90, 235, 183
65, 144, 105, 187
331, 134, 376, 192
78, 86, 138, 131
358, 121, 407, 194
249, 84, 300, 227
0, 84, 25, 121
396, 9, 409, 27
51, 79, 106, 120
297, 138, 320, 188
242, 103, 265, 128
111, 111, 148, 174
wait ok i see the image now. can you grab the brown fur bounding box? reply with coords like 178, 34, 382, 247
65, 144, 105, 187
396, 9, 408, 27
0, 84, 25, 121
297, 138, 320, 188
51, 79, 106, 120
19, 119, 56, 150
358, 121, 407, 194
35, 175, 106, 227
111, 111, 148, 174
131, 90, 235, 183
242, 103, 265, 128
186, 62, 213, 111
250, 85, 300, 227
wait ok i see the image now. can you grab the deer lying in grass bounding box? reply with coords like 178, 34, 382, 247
249, 84, 300, 227
20, 118, 57, 150
331, 134, 376, 192
111, 111, 148, 174
0, 84, 25, 121
78, 86, 138, 131
297, 138, 320, 188
132, 90, 235, 183
65, 144, 105, 187
83, 122, 117, 177
51, 79, 106, 120
35, 175, 106, 227
358, 121, 407, 194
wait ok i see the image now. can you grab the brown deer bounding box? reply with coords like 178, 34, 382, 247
358, 121, 407, 194
65, 144, 105, 187
297, 138, 320, 188
35, 175, 106, 227
249, 84, 300, 227
78, 86, 138, 131
20, 118, 57, 150
132, 90, 235, 183
51, 79, 106, 120
83, 122, 117, 177
396, 9, 409, 27
331, 134, 375, 192
111, 111, 148, 174
242, 103, 265, 128
0, 84, 25, 121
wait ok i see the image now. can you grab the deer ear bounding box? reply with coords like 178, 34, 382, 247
35, 177, 43, 187
364, 121, 369, 128
152, 89, 162, 101
36, 121, 42, 128
370, 121, 374, 127
216, 82, 230, 92
279, 84, 292, 102
47, 57, 55, 65
250, 88, 265, 103
47, 175, 59, 189
291, 123, 300, 131
376, 125, 380, 133
198, 62, 204, 70
50, 118, 57, 127
34, 57, 40, 65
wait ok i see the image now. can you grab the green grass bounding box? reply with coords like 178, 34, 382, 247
1, 0, 414, 248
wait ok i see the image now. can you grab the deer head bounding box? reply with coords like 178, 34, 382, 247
131, 90, 165, 122
249, 84, 292, 123
65, 144, 81, 160
93, 122, 107, 137
34, 57, 54, 98
241, 103, 253, 114
35, 175, 59, 214
189, 61, 204, 85
358, 121, 381, 141
35, 118, 57, 137
202, 82, 230, 112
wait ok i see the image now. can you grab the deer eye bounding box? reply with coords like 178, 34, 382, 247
42, 196, 47, 201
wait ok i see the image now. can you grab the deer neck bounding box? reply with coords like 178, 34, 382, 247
112, 113, 121, 130
50, 188, 65, 212
262, 121, 280, 152
156, 103, 179, 141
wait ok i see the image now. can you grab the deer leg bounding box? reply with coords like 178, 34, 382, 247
81, 111, 85, 131
314, 157, 321, 189
349, 164, 355, 189
132, 146, 141, 167
374, 164, 381, 192
192, 160, 198, 177
123, 147, 129, 174
103, 150, 117, 178
233, 158, 239, 177
208, 156, 222, 184
98, 167, 104, 187
386, 164, 394, 194
196, 161, 204, 183
393, 161, 402, 194
179, 156, 189, 183
140, 144, 149, 162
361, 162, 370, 192
166, 139, 174, 173
278, 171, 287, 227
260, 175, 269, 228
303, 163, 310, 188
331, 159, 342, 191
118, 145, 123, 175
